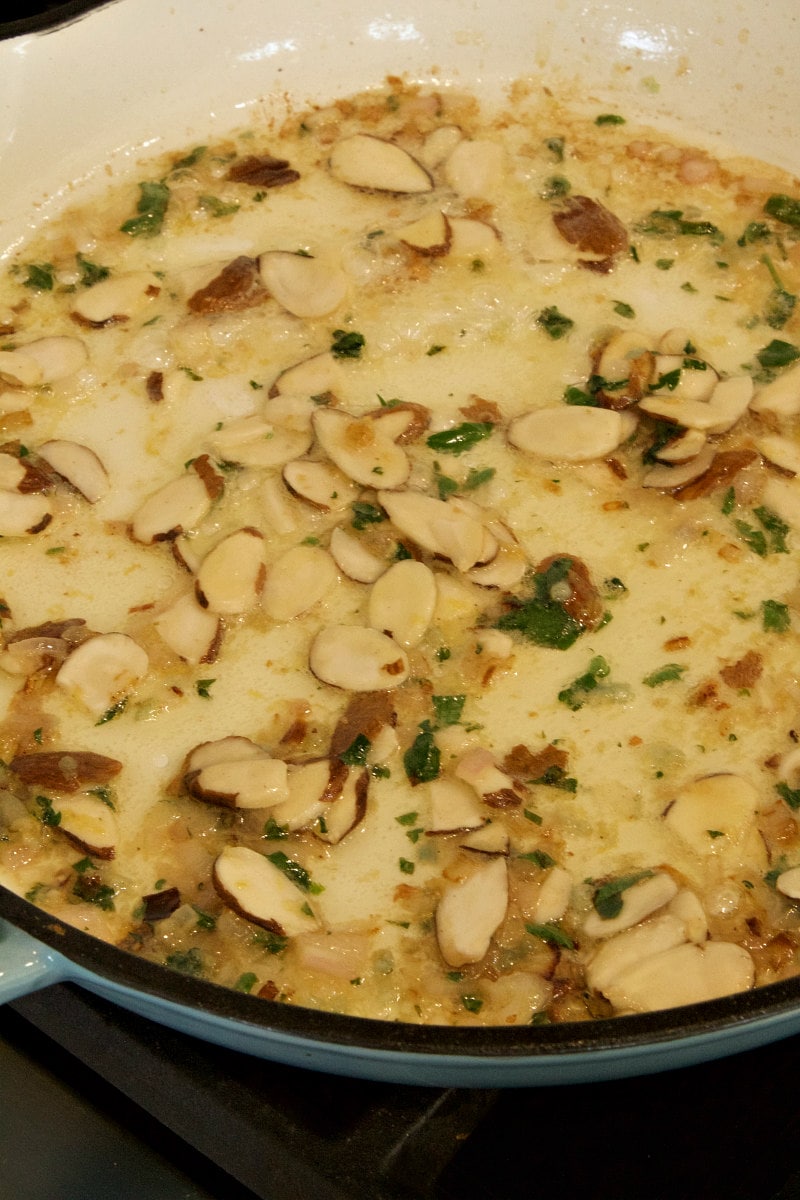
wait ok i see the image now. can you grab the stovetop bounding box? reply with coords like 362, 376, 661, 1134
3, 985, 800, 1200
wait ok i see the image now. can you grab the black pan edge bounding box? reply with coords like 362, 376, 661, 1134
0, 1, 116, 41
4, 882, 800, 1059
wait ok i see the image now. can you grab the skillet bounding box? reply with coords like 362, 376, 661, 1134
2, 0, 800, 1087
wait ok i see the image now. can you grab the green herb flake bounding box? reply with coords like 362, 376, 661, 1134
536, 305, 575, 340
595, 113, 626, 126
461, 994, 483, 1013
403, 722, 440, 785
756, 339, 800, 370
193, 906, 217, 931
494, 557, 584, 650
762, 598, 791, 633
340, 733, 371, 766
544, 136, 565, 162
172, 145, 207, 171
613, 300, 635, 319
396, 811, 419, 827
120, 180, 170, 238
432, 694, 466, 727
331, 329, 365, 359
266, 851, 324, 894
426, 343, 446, 356
643, 663, 688, 687
23, 262, 55, 291
592, 871, 654, 920
33, 727, 43, 745
519, 849, 556, 869
636, 209, 722, 242
165, 947, 204, 976
95, 698, 127, 726
540, 175, 571, 201
72, 874, 116, 911
533, 765, 578, 792
764, 193, 800, 229
524, 808, 543, 825
234, 972, 258, 993
199, 194, 240, 218
525, 922, 576, 949
72, 857, 94, 874
738, 221, 772, 246
399, 857, 415, 875
351, 500, 385, 530
426, 422, 494, 456
195, 678, 216, 699
253, 928, 289, 954
35, 793, 61, 826
558, 656, 611, 711
76, 253, 110, 288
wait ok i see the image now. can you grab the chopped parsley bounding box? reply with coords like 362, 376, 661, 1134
195, 678, 216, 699
165, 947, 204, 976
595, 113, 626, 126
120, 180, 170, 238
756, 339, 800, 370
76, 253, 110, 288
432, 694, 466, 727
525, 922, 576, 949
557, 656, 611, 710
536, 305, 574, 340
494, 557, 585, 650
762, 598, 790, 633
35, 795, 61, 826
23, 262, 55, 291
426, 422, 494, 456
263, 817, 288, 840
519, 849, 556, 869
403, 721, 440, 785
591, 871, 654, 920
331, 329, 365, 358
199, 194, 240, 218
398, 857, 415, 875
340, 733, 371, 766
642, 663, 688, 687
351, 500, 385, 530
266, 851, 324, 894
636, 209, 723, 242
763, 193, 800, 229
234, 972, 258, 993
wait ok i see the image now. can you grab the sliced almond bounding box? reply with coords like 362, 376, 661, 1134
583, 871, 679, 939
260, 476, 299, 535
131, 467, 220, 544
641, 442, 716, 490
639, 376, 752, 433
329, 525, 387, 583
269, 351, 342, 399
650, 354, 717, 402
776, 866, 800, 900
55, 632, 148, 718
58, 794, 117, 859
271, 758, 348, 832
653, 427, 707, 464
597, 329, 653, 384
0, 453, 27, 490
397, 211, 451, 255
448, 217, 500, 260
258, 251, 349, 319
444, 138, 505, 199
313, 408, 410, 488
600, 940, 754, 1013
755, 433, 800, 476
195, 526, 265, 615
262, 544, 338, 622
186, 755, 289, 809
213, 844, 320, 935
315, 766, 368, 844
0, 336, 88, 388
183, 735, 265, 776
427, 775, 487, 833
454, 746, 519, 807
0, 348, 44, 388
367, 402, 431, 445
367, 559, 436, 648
153, 591, 222, 664
309, 625, 409, 691
664, 772, 761, 856
329, 134, 433, 194
657, 328, 695, 355
208, 412, 312, 468
667, 888, 708, 943
377, 489, 495, 573
460, 823, 509, 855
508, 406, 633, 462
37, 439, 109, 503
466, 537, 528, 588
282, 458, 358, 510
72, 271, 161, 326
419, 125, 463, 168
750, 360, 800, 417
531, 866, 573, 925
435, 855, 508, 966
0, 490, 52, 535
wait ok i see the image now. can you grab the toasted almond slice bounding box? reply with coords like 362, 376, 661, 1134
195, 526, 265, 615
10, 750, 122, 792
466, 539, 528, 588
428, 775, 487, 833
600, 940, 754, 1012
650, 354, 718, 403
454, 747, 519, 807
776, 866, 800, 899
208, 413, 312, 468
187, 755, 289, 809
587, 913, 690, 996
37, 439, 109, 503
258, 251, 348, 319
367, 559, 436, 648
377, 489, 494, 572
183, 735, 265, 776
750, 360, 800, 416
597, 329, 653, 384
444, 138, 505, 199
397, 211, 451, 255
58, 795, 117, 859
131, 469, 219, 544
664, 772, 761, 855
72, 271, 161, 325
0, 490, 52, 535
269, 351, 342, 399
460, 823, 509, 855
262, 544, 338, 622
702, 375, 754, 434
315, 766, 368, 844
531, 866, 574, 925
0, 453, 28, 490
667, 888, 708, 943
435, 856, 509, 966
508, 406, 631, 462
55, 632, 148, 718
641, 442, 716, 490
309, 625, 409, 691
447, 217, 500, 259
153, 591, 222, 664
213, 844, 320, 935
313, 408, 410, 488
271, 758, 348, 832
583, 871, 679, 939
0, 348, 44, 388
367, 402, 431, 444
260, 476, 299, 535
282, 459, 358, 510
653, 427, 708, 464
330, 133, 433, 194
419, 125, 463, 168
329, 525, 387, 583
755, 433, 800, 475
657, 328, 695, 355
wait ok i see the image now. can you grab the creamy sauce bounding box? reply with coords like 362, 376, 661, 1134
2, 81, 800, 1025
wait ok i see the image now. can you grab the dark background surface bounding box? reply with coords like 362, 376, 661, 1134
4, 983, 800, 1200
